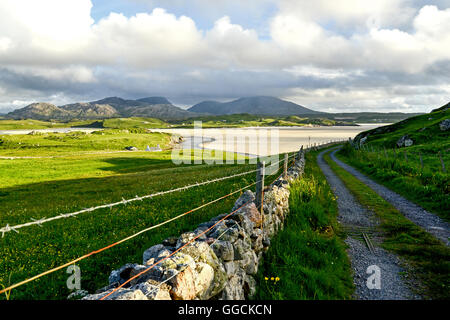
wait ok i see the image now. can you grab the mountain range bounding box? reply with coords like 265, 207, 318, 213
6, 97, 194, 121
188, 96, 320, 115
5, 96, 320, 121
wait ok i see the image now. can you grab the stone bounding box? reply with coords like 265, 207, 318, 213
108, 263, 147, 287
134, 280, 172, 300
67, 289, 89, 300
223, 261, 239, 277
396, 135, 414, 147
231, 190, 255, 212
160, 252, 195, 271
162, 237, 178, 247
250, 229, 264, 253
238, 250, 258, 275
439, 119, 450, 131
167, 265, 197, 300
82, 288, 148, 300
179, 241, 227, 298
211, 240, 234, 261
194, 262, 215, 299
359, 136, 368, 146
219, 275, 245, 300
176, 232, 197, 249
243, 274, 257, 298
142, 244, 166, 265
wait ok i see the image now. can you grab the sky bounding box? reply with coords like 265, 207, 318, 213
0, 0, 450, 113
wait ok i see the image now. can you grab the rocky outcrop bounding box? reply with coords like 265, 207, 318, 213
439, 119, 450, 131
81, 151, 305, 301
396, 135, 414, 147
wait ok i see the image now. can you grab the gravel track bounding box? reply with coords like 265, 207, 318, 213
317, 148, 419, 300
329, 148, 450, 246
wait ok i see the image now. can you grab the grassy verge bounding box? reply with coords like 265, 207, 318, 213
323, 150, 450, 299
336, 143, 449, 221
253, 150, 354, 300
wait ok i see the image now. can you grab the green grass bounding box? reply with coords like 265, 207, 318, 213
0, 119, 97, 130
323, 150, 450, 300
353, 106, 449, 149
0, 128, 290, 300
337, 143, 449, 221
0, 129, 174, 157
253, 150, 354, 300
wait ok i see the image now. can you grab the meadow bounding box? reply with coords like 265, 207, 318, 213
0, 129, 290, 300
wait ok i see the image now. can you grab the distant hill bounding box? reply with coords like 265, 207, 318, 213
6, 97, 196, 121
7, 103, 74, 121
353, 102, 450, 148
188, 96, 321, 116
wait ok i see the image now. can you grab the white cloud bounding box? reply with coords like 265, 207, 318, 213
0, 0, 449, 113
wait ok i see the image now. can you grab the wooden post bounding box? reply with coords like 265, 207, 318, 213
439, 151, 446, 173
298, 145, 304, 160
283, 153, 288, 179
255, 161, 265, 214
404, 150, 408, 162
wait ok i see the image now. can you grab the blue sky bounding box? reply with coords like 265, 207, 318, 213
0, 0, 449, 113
90, 0, 278, 37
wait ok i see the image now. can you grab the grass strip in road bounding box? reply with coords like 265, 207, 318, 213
253, 150, 354, 300
323, 151, 450, 300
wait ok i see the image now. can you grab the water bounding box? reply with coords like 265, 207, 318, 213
155, 124, 389, 156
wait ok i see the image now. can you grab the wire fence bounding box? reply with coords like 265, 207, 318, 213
0, 141, 340, 298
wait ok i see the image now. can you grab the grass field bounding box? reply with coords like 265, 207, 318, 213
0, 129, 292, 300
324, 150, 450, 300
253, 149, 354, 300
0, 129, 175, 157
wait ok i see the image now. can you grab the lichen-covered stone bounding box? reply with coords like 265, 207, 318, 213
134, 280, 172, 300
194, 262, 215, 299
211, 240, 234, 261
82, 288, 148, 300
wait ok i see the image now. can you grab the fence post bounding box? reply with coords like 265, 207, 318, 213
283, 153, 288, 179
255, 161, 265, 214
404, 150, 408, 162
439, 151, 446, 173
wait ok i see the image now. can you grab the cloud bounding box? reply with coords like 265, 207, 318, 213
0, 0, 449, 113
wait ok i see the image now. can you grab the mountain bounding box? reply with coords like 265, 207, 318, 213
6, 96, 196, 121
61, 103, 120, 119
188, 96, 321, 115
7, 103, 74, 121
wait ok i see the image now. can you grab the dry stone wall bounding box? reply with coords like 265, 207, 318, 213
81, 151, 305, 300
